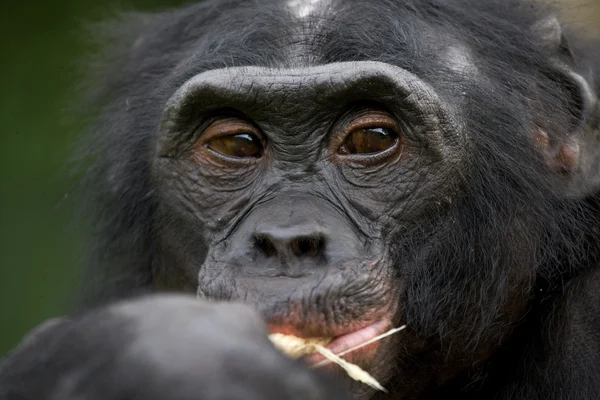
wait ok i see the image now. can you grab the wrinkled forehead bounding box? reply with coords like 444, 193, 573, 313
162, 61, 451, 126
166, 61, 427, 107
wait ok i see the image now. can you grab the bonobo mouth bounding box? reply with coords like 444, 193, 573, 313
269, 318, 393, 366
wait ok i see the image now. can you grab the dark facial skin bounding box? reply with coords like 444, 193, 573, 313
151, 62, 533, 397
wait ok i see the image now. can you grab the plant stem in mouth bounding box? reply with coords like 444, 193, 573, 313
313, 325, 407, 368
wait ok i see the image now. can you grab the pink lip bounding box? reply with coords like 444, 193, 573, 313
303, 319, 391, 365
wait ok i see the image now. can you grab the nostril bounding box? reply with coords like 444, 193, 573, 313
253, 232, 326, 259
254, 235, 277, 258
290, 236, 325, 258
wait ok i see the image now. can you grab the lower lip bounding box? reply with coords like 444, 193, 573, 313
303, 319, 391, 365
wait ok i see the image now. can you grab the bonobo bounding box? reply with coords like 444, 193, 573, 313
1, 0, 600, 399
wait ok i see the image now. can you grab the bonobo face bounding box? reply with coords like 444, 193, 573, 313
153, 61, 470, 394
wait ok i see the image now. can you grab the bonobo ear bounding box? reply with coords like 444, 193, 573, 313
533, 16, 574, 58
533, 17, 600, 198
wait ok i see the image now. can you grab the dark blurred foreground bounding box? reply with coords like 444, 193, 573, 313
0, 0, 599, 356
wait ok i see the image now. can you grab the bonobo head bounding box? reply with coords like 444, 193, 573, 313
82, 0, 600, 398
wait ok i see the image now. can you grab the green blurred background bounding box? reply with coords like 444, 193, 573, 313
0, 0, 599, 356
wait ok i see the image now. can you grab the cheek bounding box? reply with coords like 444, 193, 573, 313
154, 158, 262, 230
327, 155, 459, 223
401, 211, 538, 358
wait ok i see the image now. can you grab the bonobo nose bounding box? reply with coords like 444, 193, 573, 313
254, 228, 327, 259
221, 195, 365, 270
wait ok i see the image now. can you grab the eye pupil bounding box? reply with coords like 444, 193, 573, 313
342, 127, 398, 155
207, 133, 263, 158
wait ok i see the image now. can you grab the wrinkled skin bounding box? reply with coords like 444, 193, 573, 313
2, 0, 600, 399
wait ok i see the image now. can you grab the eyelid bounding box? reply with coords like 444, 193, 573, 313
344, 110, 400, 133
200, 117, 262, 142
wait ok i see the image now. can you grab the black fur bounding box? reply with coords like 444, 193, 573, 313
2, 0, 600, 399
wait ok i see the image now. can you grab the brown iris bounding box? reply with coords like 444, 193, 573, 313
200, 118, 264, 159
338, 111, 401, 156
207, 133, 263, 158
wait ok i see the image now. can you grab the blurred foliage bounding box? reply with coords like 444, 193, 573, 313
0, 0, 188, 356
0, 0, 598, 356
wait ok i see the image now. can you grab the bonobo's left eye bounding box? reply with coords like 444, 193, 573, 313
337, 110, 402, 157
196, 117, 265, 160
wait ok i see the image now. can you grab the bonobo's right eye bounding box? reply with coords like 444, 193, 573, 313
195, 118, 264, 160
207, 133, 263, 158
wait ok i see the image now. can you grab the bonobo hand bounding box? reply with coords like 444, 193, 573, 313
0, 295, 348, 400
